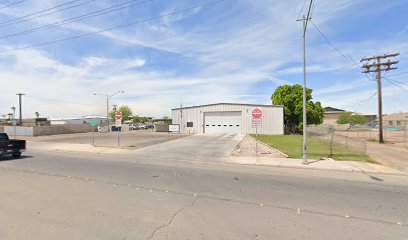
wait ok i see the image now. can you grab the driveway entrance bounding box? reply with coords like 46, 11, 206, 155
132, 133, 245, 162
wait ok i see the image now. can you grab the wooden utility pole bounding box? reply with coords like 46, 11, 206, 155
360, 53, 399, 143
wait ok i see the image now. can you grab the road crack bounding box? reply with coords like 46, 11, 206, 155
145, 196, 199, 240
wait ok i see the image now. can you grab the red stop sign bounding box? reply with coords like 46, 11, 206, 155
115, 111, 122, 120
252, 108, 262, 119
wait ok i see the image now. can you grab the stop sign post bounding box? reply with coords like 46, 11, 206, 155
251, 108, 262, 156
115, 112, 122, 128
252, 108, 262, 119
115, 111, 122, 120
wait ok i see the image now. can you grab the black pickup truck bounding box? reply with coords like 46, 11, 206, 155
0, 133, 26, 158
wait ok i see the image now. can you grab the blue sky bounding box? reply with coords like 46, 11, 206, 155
0, 0, 407, 118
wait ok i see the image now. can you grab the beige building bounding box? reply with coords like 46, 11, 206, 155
323, 107, 345, 125
383, 113, 408, 128
172, 103, 284, 135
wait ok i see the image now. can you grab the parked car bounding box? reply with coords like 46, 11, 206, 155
139, 124, 147, 130
130, 123, 141, 130
0, 133, 26, 158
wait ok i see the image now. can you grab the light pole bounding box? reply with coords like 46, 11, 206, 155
94, 91, 124, 131
16, 93, 25, 126
11, 106, 15, 119
297, 0, 313, 165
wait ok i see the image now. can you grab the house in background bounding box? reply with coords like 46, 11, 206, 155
383, 113, 408, 128
323, 107, 377, 126
323, 107, 345, 125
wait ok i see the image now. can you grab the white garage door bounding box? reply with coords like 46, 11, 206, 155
204, 111, 242, 133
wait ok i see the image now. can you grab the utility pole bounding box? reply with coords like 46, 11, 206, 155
94, 91, 124, 132
297, 0, 313, 165
16, 93, 25, 126
360, 53, 399, 144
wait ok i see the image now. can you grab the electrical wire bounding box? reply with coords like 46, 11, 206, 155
310, 20, 358, 66
0, 0, 85, 27
310, 20, 379, 82
385, 78, 408, 93
297, 0, 307, 19
343, 92, 377, 109
386, 71, 408, 77
0, 0, 227, 54
383, 77, 408, 87
0, 0, 154, 40
0, 0, 26, 10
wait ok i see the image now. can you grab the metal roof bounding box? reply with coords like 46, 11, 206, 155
172, 103, 283, 110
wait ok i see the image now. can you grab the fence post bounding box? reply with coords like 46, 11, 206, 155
329, 127, 334, 158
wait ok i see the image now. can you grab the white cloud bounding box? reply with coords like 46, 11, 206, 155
0, 0, 406, 118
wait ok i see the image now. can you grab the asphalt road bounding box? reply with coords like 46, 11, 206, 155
0, 150, 407, 240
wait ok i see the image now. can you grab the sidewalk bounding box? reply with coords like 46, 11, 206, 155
227, 157, 404, 175
27, 141, 406, 175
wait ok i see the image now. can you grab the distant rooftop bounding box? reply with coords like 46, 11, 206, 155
172, 102, 283, 110
324, 107, 346, 112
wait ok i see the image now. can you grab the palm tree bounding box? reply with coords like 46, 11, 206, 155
11, 106, 15, 119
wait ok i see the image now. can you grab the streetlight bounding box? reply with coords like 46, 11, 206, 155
94, 91, 124, 131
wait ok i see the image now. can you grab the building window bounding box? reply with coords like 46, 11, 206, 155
396, 121, 401, 126
389, 121, 393, 126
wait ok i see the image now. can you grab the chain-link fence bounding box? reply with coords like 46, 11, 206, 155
307, 123, 408, 157
307, 125, 368, 157
333, 123, 408, 149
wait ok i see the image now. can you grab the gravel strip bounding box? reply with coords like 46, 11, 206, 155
230, 135, 287, 158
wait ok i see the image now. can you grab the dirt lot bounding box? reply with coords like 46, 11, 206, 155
23, 130, 187, 149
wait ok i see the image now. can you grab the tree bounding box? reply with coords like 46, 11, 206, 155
271, 84, 324, 133
109, 105, 133, 122
132, 116, 150, 123
162, 116, 171, 122
336, 112, 367, 130
34, 112, 40, 119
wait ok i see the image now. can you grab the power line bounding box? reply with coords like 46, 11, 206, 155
310, 0, 316, 18
0, 0, 98, 29
0, 0, 227, 54
0, 0, 26, 10
310, 20, 378, 82
386, 71, 408, 77
296, 0, 307, 20
343, 92, 377, 109
310, 20, 358, 66
385, 78, 408, 93
383, 76, 408, 87
0, 0, 154, 40
0, 0, 85, 27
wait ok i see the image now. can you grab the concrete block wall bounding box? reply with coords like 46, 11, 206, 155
33, 125, 97, 136
3, 125, 97, 136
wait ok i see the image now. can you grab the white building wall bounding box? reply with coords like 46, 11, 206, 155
50, 117, 108, 125
172, 104, 284, 135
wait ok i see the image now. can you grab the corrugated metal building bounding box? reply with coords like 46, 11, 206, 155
172, 103, 284, 135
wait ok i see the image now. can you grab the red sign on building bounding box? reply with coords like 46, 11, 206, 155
252, 108, 262, 119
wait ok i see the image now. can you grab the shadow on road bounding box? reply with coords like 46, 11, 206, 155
0, 155, 34, 162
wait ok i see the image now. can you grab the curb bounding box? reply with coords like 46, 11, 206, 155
28, 145, 408, 176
